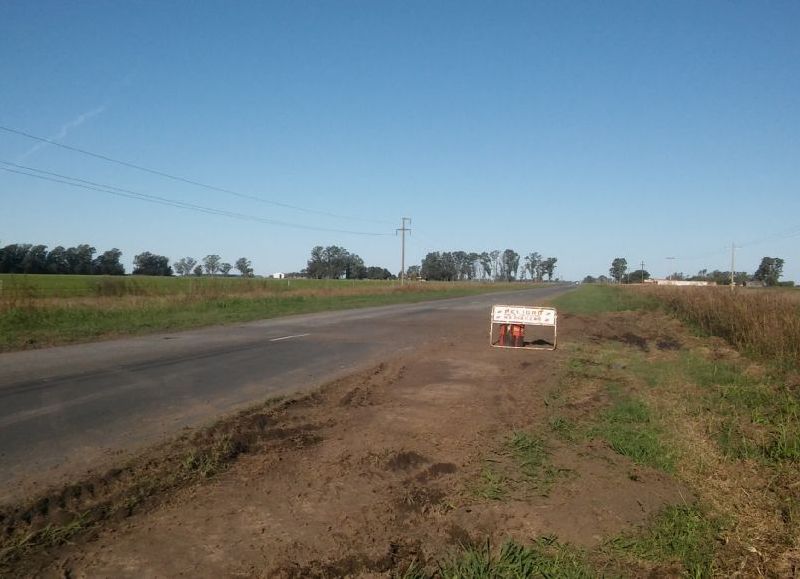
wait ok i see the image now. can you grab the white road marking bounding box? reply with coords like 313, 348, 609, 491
269, 333, 311, 342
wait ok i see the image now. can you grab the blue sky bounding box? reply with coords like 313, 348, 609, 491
2, 1, 798, 280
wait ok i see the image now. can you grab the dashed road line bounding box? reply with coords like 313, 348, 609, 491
269, 333, 311, 342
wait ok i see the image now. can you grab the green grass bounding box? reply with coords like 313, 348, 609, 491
608, 504, 721, 577
628, 350, 800, 464
591, 386, 676, 472
473, 468, 507, 501
0, 277, 533, 351
438, 538, 593, 579
473, 432, 567, 501
552, 284, 656, 315
548, 416, 578, 442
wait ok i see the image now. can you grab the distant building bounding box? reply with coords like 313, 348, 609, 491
272, 272, 285, 279
646, 279, 714, 287
744, 279, 766, 288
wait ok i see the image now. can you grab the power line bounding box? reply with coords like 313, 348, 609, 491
0, 123, 394, 225
0, 161, 390, 237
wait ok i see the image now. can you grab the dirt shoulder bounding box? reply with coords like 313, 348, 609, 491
2, 293, 796, 577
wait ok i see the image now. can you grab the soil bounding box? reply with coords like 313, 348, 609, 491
4, 307, 691, 578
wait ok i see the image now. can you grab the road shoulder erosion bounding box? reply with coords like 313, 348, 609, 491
1, 304, 708, 578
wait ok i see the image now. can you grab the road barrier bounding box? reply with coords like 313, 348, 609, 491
489, 305, 557, 350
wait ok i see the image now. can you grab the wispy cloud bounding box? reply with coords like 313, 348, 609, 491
16, 105, 107, 162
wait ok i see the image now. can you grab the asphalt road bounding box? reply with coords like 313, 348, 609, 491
0, 285, 571, 502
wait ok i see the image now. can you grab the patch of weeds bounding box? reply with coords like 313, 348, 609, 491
473, 432, 570, 501
473, 468, 507, 501
181, 434, 244, 478
0, 511, 91, 568
608, 504, 721, 577
591, 387, 675, 472
549, 415, 578, 442
397, 558, 427, 579
508, 432, 548, 478
438, 537, 593, 579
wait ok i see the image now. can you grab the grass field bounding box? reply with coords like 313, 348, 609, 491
0, 274, 536, 351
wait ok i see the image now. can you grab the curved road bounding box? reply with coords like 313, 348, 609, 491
0, 285, 571, 502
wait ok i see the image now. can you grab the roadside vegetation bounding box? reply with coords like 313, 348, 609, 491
0, 275, 535, 351
542, 284, 799, 575
640, 284, 800, 370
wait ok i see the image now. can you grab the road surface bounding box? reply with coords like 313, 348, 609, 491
0, 285, 571, 502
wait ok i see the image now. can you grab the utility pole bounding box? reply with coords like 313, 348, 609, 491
730, 242, 735, 291
641, 261, 646, 283
396, 217, 411, 284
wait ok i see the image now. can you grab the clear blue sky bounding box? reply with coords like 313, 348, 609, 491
2, 1, 798, 280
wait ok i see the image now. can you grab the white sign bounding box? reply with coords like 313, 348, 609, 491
491, 305, 556, 326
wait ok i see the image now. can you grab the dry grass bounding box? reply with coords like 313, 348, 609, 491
638, 286, 800, 370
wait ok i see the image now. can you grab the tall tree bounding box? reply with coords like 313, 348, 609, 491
753, 257, 784, 286
478, 252, 492, 280
65, 244, 96, 275
203, 254, 221, 276
92, 248, 125, 275
219, 262, 233, 276
542, 257, 558, 281
609, 258, 628, 283
46, 246, 70, 274
133, 252, 172, 276
235, 257, 253, 277
489, 250, 501, 280
21, 244, 48, 274
501, 249, 520, 281
525, 252, 542, 281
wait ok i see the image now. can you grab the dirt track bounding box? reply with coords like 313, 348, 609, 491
4, 305, 700, 578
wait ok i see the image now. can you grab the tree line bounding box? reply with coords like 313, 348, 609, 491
0, 242, 255, 278
414, 250, 557, 282
583, 256, 788, 286
303, 246, 394, 279
0, 243, 125, 275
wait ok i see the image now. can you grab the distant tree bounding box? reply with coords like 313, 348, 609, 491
65, 244, 96, 275
501, 249, 520, 281
421, 252, 456, 281
21, 244, 48, 274
489, 250, 501, 280
753, 257, 784, 286
173, 257, 194, 276
133, 252, 172, 276
45, 246, 70, 274
624, 269, 650, 284
365, 266, 394, 280
203, 254, 221, 276
542, 257, 558, 281
583, 275, 596, 284
193, 264, 204, 276
609, 258, 628, 283
235, 257, 253, 277
597, 275, 610, 284
0, 244, 24, 273
305, 246, 365, 279
344, 254, 366, 279
220, 262, 233, 276
525, 252, 542, 281
92, 248, 125, 275
405, 265, 421, 280
478, 252, 492, 280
